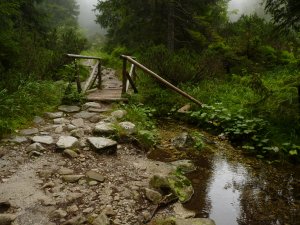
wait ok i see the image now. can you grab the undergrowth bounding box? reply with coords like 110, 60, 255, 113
0, 81, 64, 137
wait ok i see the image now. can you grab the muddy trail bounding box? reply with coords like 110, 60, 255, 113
149, 119, 300, 225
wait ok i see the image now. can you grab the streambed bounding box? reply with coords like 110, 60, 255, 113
148, 119, 300, 225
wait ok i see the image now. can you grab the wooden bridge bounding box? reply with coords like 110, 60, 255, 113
67, 54, 203, 106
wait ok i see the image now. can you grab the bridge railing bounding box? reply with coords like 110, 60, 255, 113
120, 55, 203, 107
66, 54, 102, 93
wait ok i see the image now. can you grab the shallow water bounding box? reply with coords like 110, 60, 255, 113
149, 120, 300, 225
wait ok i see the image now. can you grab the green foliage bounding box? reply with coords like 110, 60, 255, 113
0, 81, 64, 136
121, 104, 157, 149
61, 84, 85, 105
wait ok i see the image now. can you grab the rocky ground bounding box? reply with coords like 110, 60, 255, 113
0, 100, 215, 225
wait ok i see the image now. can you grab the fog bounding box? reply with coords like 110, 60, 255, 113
76, 0, 105, 37
228, 0, 265, 21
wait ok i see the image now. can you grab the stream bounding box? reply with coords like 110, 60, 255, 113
148, 119, 300, 225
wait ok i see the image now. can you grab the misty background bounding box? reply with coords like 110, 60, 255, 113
76, 0, 265, 37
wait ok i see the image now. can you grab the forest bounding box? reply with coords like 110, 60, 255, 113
0, 0, 300, 162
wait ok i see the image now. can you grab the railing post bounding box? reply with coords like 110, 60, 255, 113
97, 60, 102, 89
74, 59, 82, 93
122, 58, 127, 94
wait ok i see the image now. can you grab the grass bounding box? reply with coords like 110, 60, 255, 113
0, 80, 64, 137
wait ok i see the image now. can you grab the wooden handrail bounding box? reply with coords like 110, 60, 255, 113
66, 53, 102, 93
120, 55, 203, 107
66, 54, 102, 60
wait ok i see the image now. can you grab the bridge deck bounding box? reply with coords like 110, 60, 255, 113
86, 68, 127, 102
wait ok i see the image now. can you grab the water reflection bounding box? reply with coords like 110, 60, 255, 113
208, 158, 247, 225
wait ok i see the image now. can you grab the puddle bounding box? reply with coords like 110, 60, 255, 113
149, 120, 300, 225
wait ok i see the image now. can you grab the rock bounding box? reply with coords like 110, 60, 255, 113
171, 160, 196, 173
10, 136, 28, 143
31, 136, 54, 145
67, 204, 79, 212
71, 118, 84, 127
26, 143, 45, 152
0, 201, 11, 213
45, 112, 64, 119
142, 211, 151, 222
58, 105, 81, 113
66, 193, 83, 202
64, 149, 78, 158
118, 122, 136, 135
173, 202, 196, 219
67, 124, 77, 131
53, 118, 69, 124
86, 170, 105, 182
103, 205, 116, 216
28, 151, 43, 157
0, 214, 16, 225
150, 173, 194, 203
20, 128, 39, 136
174, 218, 216, 225
51, 209, 67, 218
102, 116, 117, 123
82, 102, 102, 110
62, 214, 86, 225
149, 175, 169, 190
89, 115, 102, 123
83, 207, 94, 214
70, 129, 85, 138
87, 137, 117, 154
88, 108, 107, 113
177, 104, 191, 113
58, 167, 74, 175
56, 136, 79, 149
144, 188, 162, 204
73, 111, 96, 119
33, 116, 44, 124
54, 125, 64, 134
111, 110, 127, 119
62, 175, 85, 183
88, 181, 98, 186
92, 213, 110, 225
94, 122, 115, 135
171, 132, 195, 149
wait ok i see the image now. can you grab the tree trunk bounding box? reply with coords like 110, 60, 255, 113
167, 0, 175, 52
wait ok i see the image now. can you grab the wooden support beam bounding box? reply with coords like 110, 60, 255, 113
122, 58, 127, 94
74, 59, 82, 93
125, 71, 138, 93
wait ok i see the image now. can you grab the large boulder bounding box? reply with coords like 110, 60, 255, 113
87, 137, 117, 154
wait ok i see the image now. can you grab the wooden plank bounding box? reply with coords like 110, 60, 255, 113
125, 71, 138, 93
126, 64, 135, 92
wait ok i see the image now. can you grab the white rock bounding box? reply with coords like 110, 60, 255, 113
31, 136, 54, 145
82, 102, 102, 110
118, 122, 136, 135
87, 137, 117, 154
173, 202, 196, 219
94, 122, 115, 134
71, 118, 84, 127
56, 136, 79, 149
20, 128, 39, 136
